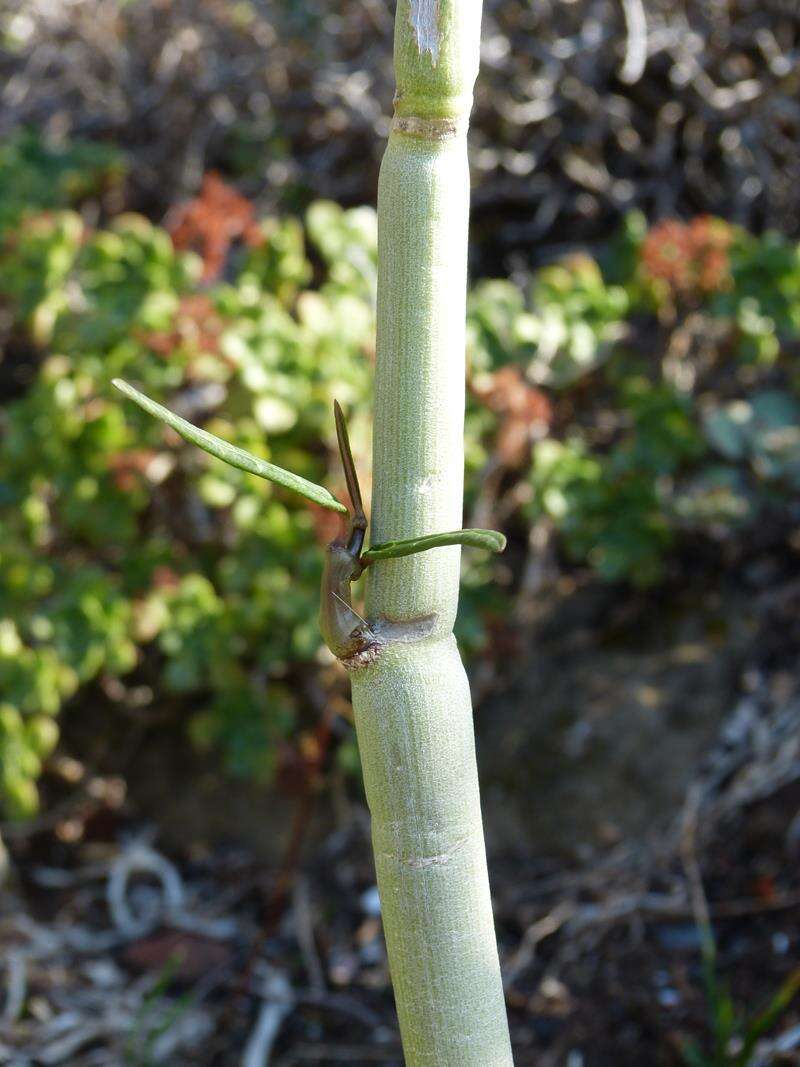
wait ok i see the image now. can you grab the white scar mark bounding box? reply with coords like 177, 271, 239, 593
409, 0, 440, 66
416, 473, 437, 496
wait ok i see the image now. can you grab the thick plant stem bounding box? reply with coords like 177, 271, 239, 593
349, 2, 514, 1063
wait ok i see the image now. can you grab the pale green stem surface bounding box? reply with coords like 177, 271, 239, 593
349, 2, 514, 1063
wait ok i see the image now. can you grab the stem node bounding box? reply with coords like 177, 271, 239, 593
350, 2, 514, 1061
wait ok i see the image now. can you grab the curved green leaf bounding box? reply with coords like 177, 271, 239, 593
362, 528, 506, 564
112, 379, 347, 513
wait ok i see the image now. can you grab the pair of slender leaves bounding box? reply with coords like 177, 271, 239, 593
681, 931, 800, 1067
112, 379, 506, 564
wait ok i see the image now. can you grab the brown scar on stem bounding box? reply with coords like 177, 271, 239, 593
373, 613, 438, 644
339, 612, 439, 671
391, 115, 465, 141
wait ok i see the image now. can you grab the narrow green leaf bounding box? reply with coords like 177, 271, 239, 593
362, 528, 506, 564
112, 379, 347, 513
736, 968, 800, 1066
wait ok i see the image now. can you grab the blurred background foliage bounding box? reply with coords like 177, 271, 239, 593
0, 128, 799, 818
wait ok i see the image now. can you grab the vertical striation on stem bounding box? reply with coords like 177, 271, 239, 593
349, 2, 514, 1064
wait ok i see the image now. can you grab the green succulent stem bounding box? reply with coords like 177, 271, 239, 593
348, 2, 514, 1064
